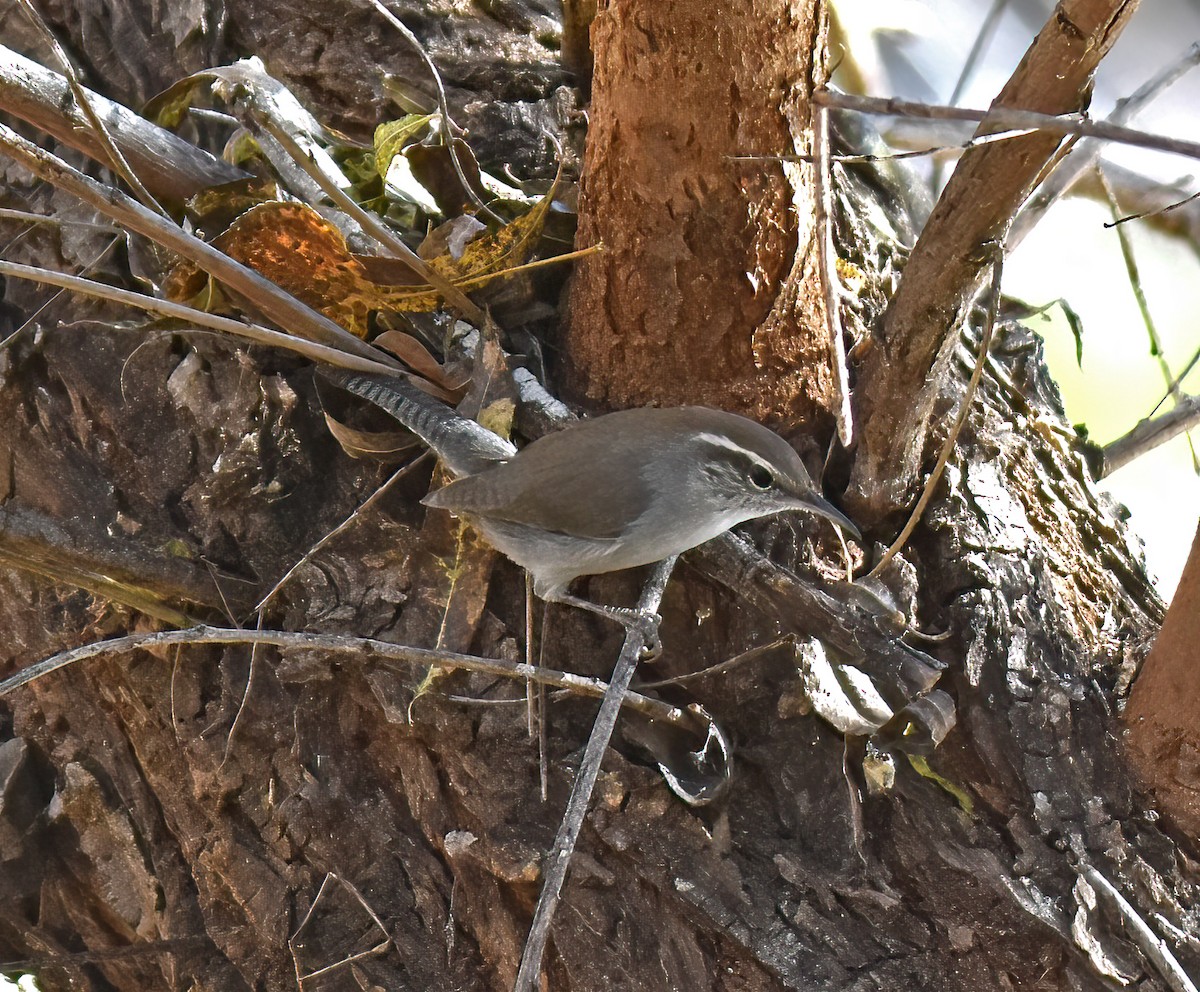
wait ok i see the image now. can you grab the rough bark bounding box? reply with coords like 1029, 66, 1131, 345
850, 0, 1140, 513
563, 0, 833, 427
0, 2, 1191, 992
1125, 523, 1200, 837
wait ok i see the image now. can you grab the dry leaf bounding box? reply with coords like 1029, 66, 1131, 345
163, 177, 561, 336
373, 330, 463, 394
323, 412, 419, 461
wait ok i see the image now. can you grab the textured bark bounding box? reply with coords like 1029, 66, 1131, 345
0, 2, 1192, 992
563, 0, 833, 427
1125, 524, 1200, 837
850, 0, 1140, 513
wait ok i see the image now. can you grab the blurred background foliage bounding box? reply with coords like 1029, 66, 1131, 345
833, 0, 1200, 596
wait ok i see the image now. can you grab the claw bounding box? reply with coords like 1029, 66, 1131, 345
545, 592, 665, 658
632, 611, 663, 661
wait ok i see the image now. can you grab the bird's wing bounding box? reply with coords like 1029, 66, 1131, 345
423, 429, 655, 540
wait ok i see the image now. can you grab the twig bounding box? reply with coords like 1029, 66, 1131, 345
729, 125, 1043, 166
868, 244, 1003, 578
0, 936, 209, 972
1148, 344, 1200, 421
0, 624, 694, 728
638, 636, 793, 689
525, 572, 549, 802
1096, 168, 1198, 471
947, 0, 1009, 108
0, 206, 117, 231
0, 259, 401, 375
0, 44, 244, 200
934, 0, 1010, 192
1011, 41, 1200, 249
1079, 866, 1199, 992
0, 234, 120, 352
525, 572, 536, 739
0, 121, 391, 366
816, 91, 1200, 165
221, 618, 259, 769
1106, 188, 1200, 228
512, 555, 678, 992
290, 872, 393, 987
254, 113, 486, 324
813, 97, 854, 446
537, 645, 549, 801
13, 0, 167, 216
1098, 170, 1183, 402
1101, 394, 1200, 477
255, 453, 432, 612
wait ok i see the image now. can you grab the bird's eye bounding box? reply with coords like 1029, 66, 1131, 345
749, 464, 774, 489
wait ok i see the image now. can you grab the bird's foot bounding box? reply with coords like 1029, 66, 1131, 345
548, 592, 664, 659
628, 610, 663, 661
600, 604, 662, 659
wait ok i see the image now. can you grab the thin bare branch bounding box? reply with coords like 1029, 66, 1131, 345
1148, 342, 1200, 421
13, 0, 167, 216
1011, 40, 1200, 248
0, 44, 244, 200
255, 454, 432, 613
731, 126, 1047, 166
1101, 394, 1200, 476
933, 0, 1011, 193
513, 555, 678, 992
220, 622, 260, 769
1098, 170, 1180, 397
0, 206, 117, 231
0, 624, 694, 729
818, 91, 1200, 165
638, 636, 793, 689
1106, 187, 1200, 228
947, 0, 1010, 108
1096, 168, 1198, 470
0, 234, 120, 351
290, 872, 393, 986
0, 121, 394, 367
0, 259, 403, 375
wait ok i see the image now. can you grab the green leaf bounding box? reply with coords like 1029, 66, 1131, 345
373, 115, 436, 180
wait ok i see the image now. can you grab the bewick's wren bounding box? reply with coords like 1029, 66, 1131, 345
324, 370, 859, 632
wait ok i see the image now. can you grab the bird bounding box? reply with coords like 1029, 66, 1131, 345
323, 370, 859, 635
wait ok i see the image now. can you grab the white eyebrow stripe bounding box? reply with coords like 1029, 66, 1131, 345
694, 432, 772, 468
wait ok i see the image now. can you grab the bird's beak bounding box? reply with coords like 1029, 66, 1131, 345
799, 492, 862, 541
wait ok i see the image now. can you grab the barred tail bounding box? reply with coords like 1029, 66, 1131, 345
317, 368, 515, 477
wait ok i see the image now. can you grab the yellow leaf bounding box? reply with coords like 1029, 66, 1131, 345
374, 115, 436, 179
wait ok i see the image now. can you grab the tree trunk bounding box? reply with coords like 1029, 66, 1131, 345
563, 0, 832, 426
1125, 524, 1200, 837
0, 2, 1191, 991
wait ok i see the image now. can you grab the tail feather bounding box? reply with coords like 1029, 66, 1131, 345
318, 368, 515, 477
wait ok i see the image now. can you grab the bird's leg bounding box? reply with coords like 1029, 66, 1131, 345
547, 591, 663, 660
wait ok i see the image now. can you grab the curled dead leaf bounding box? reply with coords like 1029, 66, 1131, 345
322, 411, 419, 461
